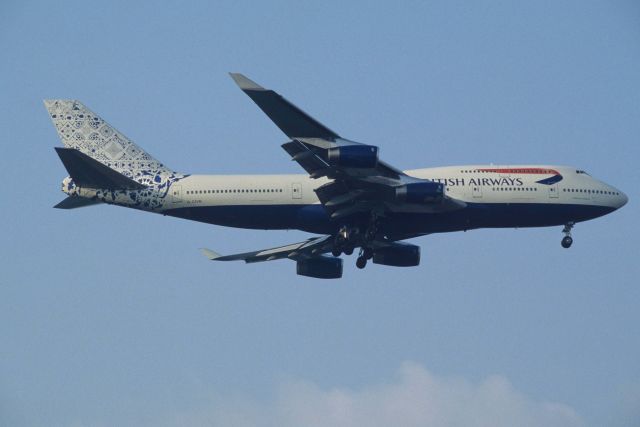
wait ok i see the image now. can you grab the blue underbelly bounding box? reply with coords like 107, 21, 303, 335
163, 202, 615, 235
164, 204, 330, 233
385, 202, 615, 237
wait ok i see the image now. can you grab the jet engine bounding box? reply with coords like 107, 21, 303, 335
327, 145, 379, 168
297, 256, 343, 279
395, 182, 444, 204
372, 243, 420, 267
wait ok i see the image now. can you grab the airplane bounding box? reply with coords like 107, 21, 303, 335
46, 73, 628, 278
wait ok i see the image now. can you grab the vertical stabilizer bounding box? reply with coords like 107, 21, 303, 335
44, 100, 181, 186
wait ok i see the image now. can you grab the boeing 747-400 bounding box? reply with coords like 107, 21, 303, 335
47, 74, 628, 278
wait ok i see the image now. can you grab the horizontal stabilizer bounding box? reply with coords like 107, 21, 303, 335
54, 197, 102, 209
55, 147, 147, 190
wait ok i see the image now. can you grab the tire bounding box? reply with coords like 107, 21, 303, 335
561, 236, 573, 249
356, 256, 367, 269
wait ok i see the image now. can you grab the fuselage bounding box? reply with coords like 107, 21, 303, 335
47, 92, 630, 276
125, 165, 627, 239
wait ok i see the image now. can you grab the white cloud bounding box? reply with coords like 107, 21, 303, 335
168, 362, 584, 427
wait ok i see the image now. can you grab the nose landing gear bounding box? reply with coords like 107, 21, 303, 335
561, 222, 574, 248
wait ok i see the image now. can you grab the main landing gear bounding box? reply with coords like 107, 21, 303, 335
356, 248, 373, 269
334, 213, 383, 269
332, 225, 358, 257
355, 213, 382, 269
561, 222, 574, 249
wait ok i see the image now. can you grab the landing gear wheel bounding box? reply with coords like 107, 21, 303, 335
561, 222, 574, 249
363, 248, 373, 260
561, 236, 573, 249
331, 248, 341, 257
344, 246, 354, 256
356, 256, 367, 269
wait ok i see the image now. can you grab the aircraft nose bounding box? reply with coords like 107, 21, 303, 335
618, 191, 628, 209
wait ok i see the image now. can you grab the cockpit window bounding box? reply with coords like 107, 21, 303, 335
576, 170, 590, 175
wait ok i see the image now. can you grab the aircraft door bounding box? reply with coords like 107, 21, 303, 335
171, 185, 182, 203
292, 183, 302, 199
548, 184, 559, 199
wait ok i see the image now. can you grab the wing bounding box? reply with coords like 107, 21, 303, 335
230, 73, 465, 222
229, 73, 339, 140
200, 235, 333, 263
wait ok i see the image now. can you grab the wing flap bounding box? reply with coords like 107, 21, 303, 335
281, 140, 330, 176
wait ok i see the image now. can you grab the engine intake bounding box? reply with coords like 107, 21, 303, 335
372, 243, 420, 267
297, 257, 343, 279
327, 145, 378, 169
395, 182, 444, 204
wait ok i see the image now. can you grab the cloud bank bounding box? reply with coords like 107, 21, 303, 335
169, 362, 583, 427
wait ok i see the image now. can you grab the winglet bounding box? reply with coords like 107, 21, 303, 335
229, 73, 265, 91
200, 248, 223, 260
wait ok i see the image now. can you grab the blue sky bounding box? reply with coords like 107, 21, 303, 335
1, 1, 639, 426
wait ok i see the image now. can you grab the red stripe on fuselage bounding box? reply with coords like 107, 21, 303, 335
478, 168, 560, 175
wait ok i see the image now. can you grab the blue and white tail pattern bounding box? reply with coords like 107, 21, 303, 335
45, 100, 186, 210
44, 100, 184, 186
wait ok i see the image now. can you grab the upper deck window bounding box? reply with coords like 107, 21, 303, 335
576, 170, 590, 175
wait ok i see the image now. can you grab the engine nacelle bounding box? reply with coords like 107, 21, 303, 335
327, 145, 379, 169
395, 182, 444, 204
372, 243, 420, 267
297, 257, 343, 279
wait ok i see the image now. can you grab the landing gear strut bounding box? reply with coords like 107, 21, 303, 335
364, 212, 381, 242
333, 225, 359, 257
337, 225, 357, 242
561, 222, 574, 249
335, 214, 382, 269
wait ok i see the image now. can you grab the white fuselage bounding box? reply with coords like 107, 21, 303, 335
166, 165, 626, 211
66, 164, 626, 237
